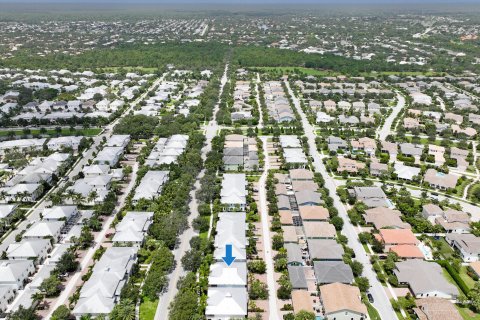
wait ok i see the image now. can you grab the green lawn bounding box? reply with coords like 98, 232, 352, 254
434, 238, 455, 260
442, 268, 458, 286
139, 297, 158, 320
459, 266, 476, 289
100, 66, 159, 73
366, 302, 382, 320
0, 127, 101, 137
457, 305, 480, 320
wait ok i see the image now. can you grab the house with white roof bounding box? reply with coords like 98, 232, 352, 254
22, 220, 65, 241
94, 147, 124, 167
7, 239, 52, 264
205, 287, 247, 320
0, 260, 35, 290
112, 211, 153, 246
42, 206, 78, 222
132, 171, 169, 204
220, 174, 247, 211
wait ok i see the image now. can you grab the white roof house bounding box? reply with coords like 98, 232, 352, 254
0, 204, 18, 220
73, 246, 138, 318
112, 211, 153, 245
0, 260, 35, 290
208, 261, 247, 287
394, 163, 421, 181
0, 285, 15, 313
7, 239, 52, 264
220, 174, 247, 211
82, 164, 110, 177
94, 147, 124, 167
42, 206, 78, 221
106, 135, 130, 148
23, 220, 65, 241
132, 171, 169, 203
205, 287, 248, 320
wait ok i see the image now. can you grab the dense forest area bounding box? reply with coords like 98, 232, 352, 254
1, 40, 474, 75
0, 42, 229, 71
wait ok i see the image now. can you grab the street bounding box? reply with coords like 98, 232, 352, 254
377, 91, 405, 141
258, 136, 279, 320
153, 63, 229, 320
285, 80, 399, 320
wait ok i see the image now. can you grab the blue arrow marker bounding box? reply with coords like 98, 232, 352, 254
222, 244, 236, 266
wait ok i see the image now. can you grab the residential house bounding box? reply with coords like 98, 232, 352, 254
319, 283, 367, 320
394, 260, 458, 299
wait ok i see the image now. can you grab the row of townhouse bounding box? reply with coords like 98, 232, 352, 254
279, 135, 308, 168
145, 134, 189, 167
205, 212, 248, 320
222, 134, 259, 171
0, 152, 71, 203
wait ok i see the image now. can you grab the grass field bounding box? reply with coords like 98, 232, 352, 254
459, 266, 476, 289
139, 297, 158, 320
0, 127, 101, 137
100, 66, 159, 73
251, 66, 442, 77
457, 306, 480, 320
366, 302, 382, 320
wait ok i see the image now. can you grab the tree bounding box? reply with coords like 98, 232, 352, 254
355, 277, 370, 293
469, 282, 480, 312
249, 279, 268, 300
7, 306, 36, 320
294, 311, 316, 320
113, 114, 159, 139
248, 260, 266, 274
56, 251, 79, 274
51, 305, 71, 320
272, 233, 284, 250
40, 275, 62, 297
109, 299, 135, 320
331, 216, 344, 231
350, 260, 364, 277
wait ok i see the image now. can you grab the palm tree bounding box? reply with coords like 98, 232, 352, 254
109, 299, 135, 320
87, 190, 98, 204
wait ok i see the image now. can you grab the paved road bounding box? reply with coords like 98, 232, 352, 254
377, 91, 405, 141
285, 80, 398, 320
256, 72, 264, 128
0, 76, 165, 255
44, 162, 139, 318
154, 63, 229, 320
258, 137, 279, 319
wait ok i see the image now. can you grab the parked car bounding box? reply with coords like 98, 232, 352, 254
367, 293, 374, 303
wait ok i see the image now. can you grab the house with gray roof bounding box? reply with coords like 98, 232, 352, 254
288, 265, 308, 289
394, 260, 458, 299
285, 243, 304, 266
313, 261, 354, 284
353, 186, 389, 208
445, 233, 480, 262
307, 239, 344, 261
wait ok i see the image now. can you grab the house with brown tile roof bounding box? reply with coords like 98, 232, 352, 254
390, 245, 424, 259
364, 207, 411, 230
292, 180, 318, 192
319, 283, 367, 320
299, 206, 329, 221
291, 290, 315, 315
424, 169, 459, 190
381, 141, 398, 156
282, 226, 298, 243
279, 210, 294, 225
404, 117, 421, 129
289, 169, 314, 181
377, 229, 418, 249
428, 145, 446, 166
435, 209, 471, 234
452, 124, 477, 138
414, 297, 462, 320
422, 204, 444, 221
337, 157, 366, 173
303, 221, 336, 239
370, 161, 389, 176
444, 112, 463, 125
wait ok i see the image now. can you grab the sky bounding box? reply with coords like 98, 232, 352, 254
0, 0, 478, 3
